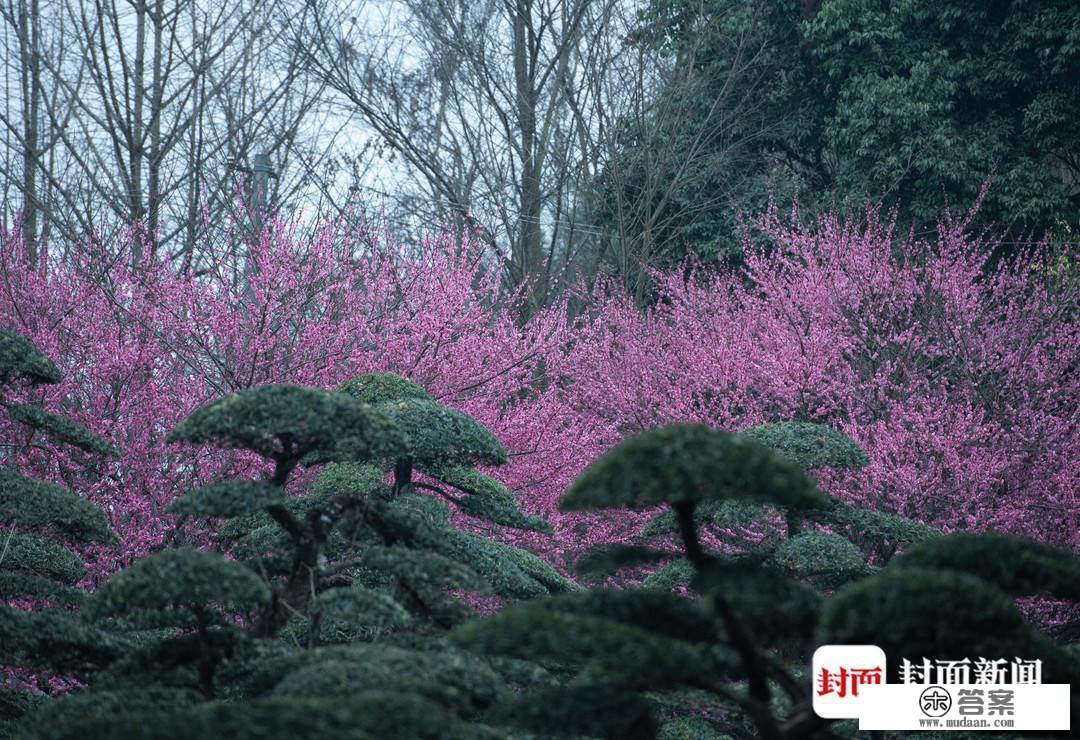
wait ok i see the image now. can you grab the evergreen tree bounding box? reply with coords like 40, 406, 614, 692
6, 364, 1078, 738
595, 0, 1080, 271
0, 330, 119, 722
10, 372, 572, 738
631, 421, 938, 592
454, 423, 1080, 738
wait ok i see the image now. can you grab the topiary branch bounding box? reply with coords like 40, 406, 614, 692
674, 500, 777, 737
412, 481, 463, 506
393, 458, 412, 495
192, 605, 216, 700
264, 504, 302, 542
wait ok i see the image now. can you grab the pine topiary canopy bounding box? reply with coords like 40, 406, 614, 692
561, 423, 825, 511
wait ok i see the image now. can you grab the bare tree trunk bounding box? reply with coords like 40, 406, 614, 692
512, 3, 543, 314
16, 0, 41, 262
0, 0, 324, 264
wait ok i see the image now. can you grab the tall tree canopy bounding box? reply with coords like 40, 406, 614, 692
596, 0, 1080, 275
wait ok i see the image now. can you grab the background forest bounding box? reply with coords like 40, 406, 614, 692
0, 0, 1077, 738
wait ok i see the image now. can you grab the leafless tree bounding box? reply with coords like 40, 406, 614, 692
0, 0, 327, 268
583, 1, 780, 305
298, 0, 632, 314
297, 0, 779, 310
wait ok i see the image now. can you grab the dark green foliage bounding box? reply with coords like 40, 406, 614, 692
597, 0, 1080, 270
527, 589, 721, 644
0, 687, 41, 720
358, 545, 488, 593
740, 422, 869, 470
311, 586, 412, 631
311, 462, 384, 498
641, 559, 696, 591
269, 644, 504, 711
163, 378, 549, 640
485, 685, 657, 739
892, 533, 1080, 600
426, 531, 552, 600
229, 524, 295, 574
21, 693, 489, 740
457, 489, 552, 533
442, 420, 1080, 738
633, 422, 934, 585
0, 606, 128, 676
168, 481, 285, 518
9, 365, 1080, 738
817, 499, 938, 547
562, 424, 824, 511
0, 332, 122, 712
0, 532, 86, 584
5, 403, 118, 456
336, 372, 433, 404
378, 398, 508, 467
642, 499, 775, 536
10, 688, 201, 737
17, 372, 567, 733
169, 384, 405, 462
420, 464, 511, 500
453, 607, 730, 689
0, 573, 84, 605
0, 328, 62, 385
657, 716, 728, 740
424, 464, 552, 533
575, 545, 674, 579
88, 549, 270, 618
770, 531, 869, 584
699, 561, 822, 643
482, 537, 580, 594
0, 470, 115, 543
232, 642, 508, 718
819, 568, 1079, 684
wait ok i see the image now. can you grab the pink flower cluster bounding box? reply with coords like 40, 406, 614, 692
554, 204, 1078, 551
1, 202, 1076, 580
0, 218, 575, 577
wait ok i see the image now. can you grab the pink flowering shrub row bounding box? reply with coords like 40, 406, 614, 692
0, 219, 577, 578
553, 204, 1079, 551
1, 202, 1076, 581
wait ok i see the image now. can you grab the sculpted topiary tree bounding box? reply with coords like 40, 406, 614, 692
164, 375, 568, 641
633, 421, 938, 592
166, 383, 406, 635
455, 424, 828, 738
453, 423, 1080, 739
10, 374, 572, 738
333, 372, 552, 532
85, 549, 270, 699
0, 330, 121, 718
298, 373, 567, 638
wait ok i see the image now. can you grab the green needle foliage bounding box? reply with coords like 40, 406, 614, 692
562, 424, 825, 511
88, 550, 271, 618
449, 422, 1080, 738
632, 422, 938, 578
0, 332, 124, 729
8, 372, 1078, 738
8, 372, 568, 736
4, 404, 118, 457
0, 329, 62, 386
169, 481, 286, 519
739, 421, 869, 470
168, 384, 406, 466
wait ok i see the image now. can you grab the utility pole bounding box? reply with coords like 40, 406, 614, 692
227, 150, 277, 299
249, 152, 276, 237
228, 150, 278, 240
